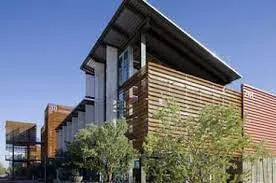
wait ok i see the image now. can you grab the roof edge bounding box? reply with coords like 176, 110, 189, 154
141, 0, 242, 80
80, 0, 131, 71
242, 84, 276, 97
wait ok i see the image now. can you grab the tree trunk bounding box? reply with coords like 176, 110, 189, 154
108, 172, 112, 183
106, 168, 112, 183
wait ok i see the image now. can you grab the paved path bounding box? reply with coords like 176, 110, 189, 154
0, 179, 43, 183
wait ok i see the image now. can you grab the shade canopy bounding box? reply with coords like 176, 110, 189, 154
81, 0, 241, 85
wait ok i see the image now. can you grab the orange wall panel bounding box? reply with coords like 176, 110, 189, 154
242, 85, 276, 155
41, 104, 72, 158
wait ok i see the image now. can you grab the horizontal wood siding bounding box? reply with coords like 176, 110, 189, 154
242, 85, 276, 155
42, 105, 71, 158
147, 59, 242, 132
121, 66, 148, 149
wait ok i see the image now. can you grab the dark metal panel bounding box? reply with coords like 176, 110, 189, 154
115, 8, 143, 35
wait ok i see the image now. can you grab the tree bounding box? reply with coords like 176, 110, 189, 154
0, 162, 6, 175
143, 99, 268, 183
67, 119, 136, 183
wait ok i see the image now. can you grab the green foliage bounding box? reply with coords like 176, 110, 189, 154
67, 119, 135, 183
143, 99, 268, 183
0, 162, 6, 175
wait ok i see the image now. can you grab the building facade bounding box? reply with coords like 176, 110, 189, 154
41, 104, 72, 159
56, 0, 242, 150
5, 121, 41, 176
56, 0, 276, 182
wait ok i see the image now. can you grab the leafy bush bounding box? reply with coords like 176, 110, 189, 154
143, 99, 268, 183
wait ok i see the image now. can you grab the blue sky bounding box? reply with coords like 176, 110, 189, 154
0, 0, 276, 166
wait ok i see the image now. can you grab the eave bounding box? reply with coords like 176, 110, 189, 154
80, 0, 241, 85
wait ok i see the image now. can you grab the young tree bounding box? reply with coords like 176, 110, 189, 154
0, 162, 6, 175
143, 99, 268, 183
68, 119, 135, 183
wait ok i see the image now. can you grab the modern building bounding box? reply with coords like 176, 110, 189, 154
41, 104, 72, 159
56, 0, 276, 181
56, 0, 242, 150
5, 121, 41, 176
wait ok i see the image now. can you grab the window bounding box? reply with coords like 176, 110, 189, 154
118, 91, 125, 118
118, 50, 130, 86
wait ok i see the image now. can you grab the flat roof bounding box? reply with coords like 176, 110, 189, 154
80, 0, 241, 84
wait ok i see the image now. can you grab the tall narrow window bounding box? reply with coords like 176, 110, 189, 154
118, 50, 129, 86
118, 56, 123, 86
118, 91, 125, 118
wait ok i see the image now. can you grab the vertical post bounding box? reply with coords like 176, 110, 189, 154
27, 144, 30, 168
44, 155, 47, 183
12, 131, 15, 177
63, 125, 68, 151
62, 127, 66, 152
141, 33, 146, 68
85, 104, 94, 126
140, 158, 146, 183
106, 45, 118, 122
67, 122, 72, 142
78, 111, 85, 130
140, 33, 146, 183
94, 62, 105, 124
72, 117, 78, 140
85, 73, 95, 98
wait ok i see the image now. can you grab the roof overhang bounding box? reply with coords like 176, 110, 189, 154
80, 0, 241, 84
55, 98, 94, 131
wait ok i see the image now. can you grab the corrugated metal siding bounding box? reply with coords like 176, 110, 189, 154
242, 85, 276, 155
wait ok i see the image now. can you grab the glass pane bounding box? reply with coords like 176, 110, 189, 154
118, 50, 130, 86
124, 51, 129, 82
118, 56, 123, 86
118, 91, 125, 118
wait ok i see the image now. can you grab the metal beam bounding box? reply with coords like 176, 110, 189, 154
141, 32, 146, 67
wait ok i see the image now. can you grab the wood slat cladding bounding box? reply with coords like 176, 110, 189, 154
147, 59, 242, 132
121, 66, 148, 149
41, 104, 72, 158
242, 85, 276, 155
122, 58, 242, 150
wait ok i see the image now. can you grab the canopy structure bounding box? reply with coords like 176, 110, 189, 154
81, 0, 241, 85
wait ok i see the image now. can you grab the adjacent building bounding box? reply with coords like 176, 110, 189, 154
5, 121, 41, 176
55, 0, 276, 182
41, 104, 72, 159
56, 99, 94, 152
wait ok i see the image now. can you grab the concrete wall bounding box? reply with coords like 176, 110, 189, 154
86, 73, 95, 98
78, 111, 85, 130
94, 62, 105, 124
106, 46, 118, 121
85, 104, 94, 125
72, 117, 78, 140
67, 122, 72, 142
63, 126, 67, 151
61, 128, 64, 151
